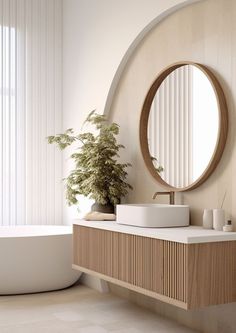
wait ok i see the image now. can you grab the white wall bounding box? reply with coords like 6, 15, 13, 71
62, 0, 201, 127
62, 0, 201, 222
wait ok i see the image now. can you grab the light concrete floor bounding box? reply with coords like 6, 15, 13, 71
0, 285, 199, 333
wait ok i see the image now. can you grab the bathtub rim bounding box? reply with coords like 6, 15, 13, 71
0, 225, 73, 238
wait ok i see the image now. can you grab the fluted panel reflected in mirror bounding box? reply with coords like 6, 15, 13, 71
145, 63, 221, 190
148, 66, 193, 188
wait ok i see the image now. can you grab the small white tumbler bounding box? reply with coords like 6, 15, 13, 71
203, 209, 213, 229
213, 209, 225, 231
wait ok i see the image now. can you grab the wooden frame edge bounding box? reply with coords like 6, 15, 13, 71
139, 61, 228, 192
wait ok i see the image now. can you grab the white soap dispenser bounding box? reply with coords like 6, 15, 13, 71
223, 220, 234, 232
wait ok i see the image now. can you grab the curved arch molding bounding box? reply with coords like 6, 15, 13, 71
104, 0, 203, 116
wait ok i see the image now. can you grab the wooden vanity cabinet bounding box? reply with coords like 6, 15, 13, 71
73, 225, 236, 310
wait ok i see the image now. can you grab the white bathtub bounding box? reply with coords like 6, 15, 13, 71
0, 225, 81, 295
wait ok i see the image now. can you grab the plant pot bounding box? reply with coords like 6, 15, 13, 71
91, 202, 115, 214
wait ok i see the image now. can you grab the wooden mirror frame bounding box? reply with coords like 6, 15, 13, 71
139, 61, 228, 191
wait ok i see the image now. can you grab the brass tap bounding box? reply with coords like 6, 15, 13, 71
152, 191, 175, 205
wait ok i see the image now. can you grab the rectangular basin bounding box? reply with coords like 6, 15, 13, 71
116, 204, 189, 228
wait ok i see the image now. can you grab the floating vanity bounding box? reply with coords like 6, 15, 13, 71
73, 221, 236, 310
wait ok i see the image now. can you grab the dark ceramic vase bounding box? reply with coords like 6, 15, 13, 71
91, 202, 115, 214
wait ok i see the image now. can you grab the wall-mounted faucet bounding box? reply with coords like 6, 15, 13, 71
152, 191, 175, 205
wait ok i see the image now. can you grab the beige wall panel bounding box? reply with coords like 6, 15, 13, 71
108, 0, 236, 331
108, 0, 236, 227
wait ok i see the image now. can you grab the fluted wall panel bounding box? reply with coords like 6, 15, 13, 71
148, 66, 193, 188
0, 0, 63, 225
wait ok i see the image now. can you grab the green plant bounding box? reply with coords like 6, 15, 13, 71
47, 111, 132, 207
151, 156, 164, 174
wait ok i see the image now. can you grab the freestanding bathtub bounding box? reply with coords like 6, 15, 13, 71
0, 225, 81, 295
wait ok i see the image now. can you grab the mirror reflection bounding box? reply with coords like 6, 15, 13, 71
148, 65, 219, 188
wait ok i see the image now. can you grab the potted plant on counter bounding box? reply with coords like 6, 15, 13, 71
47, 111, 132, 214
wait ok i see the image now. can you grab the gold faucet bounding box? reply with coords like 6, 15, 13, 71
152, 191, 175, 205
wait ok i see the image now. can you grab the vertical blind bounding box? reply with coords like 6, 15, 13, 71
0, 0, 63, 225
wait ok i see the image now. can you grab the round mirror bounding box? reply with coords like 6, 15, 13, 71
140, 62, 228, 191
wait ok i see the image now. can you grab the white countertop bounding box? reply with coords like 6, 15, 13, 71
73, 219, 236, 244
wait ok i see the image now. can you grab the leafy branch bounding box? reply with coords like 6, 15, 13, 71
151, 156, 164, 174
47, 111, 133, 206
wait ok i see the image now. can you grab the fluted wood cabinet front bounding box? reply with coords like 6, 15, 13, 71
74, 226, 164, 293
73, 225, 236, 310
73, 225, 187, 308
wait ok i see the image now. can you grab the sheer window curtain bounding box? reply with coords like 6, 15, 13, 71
0, 0, 63, 225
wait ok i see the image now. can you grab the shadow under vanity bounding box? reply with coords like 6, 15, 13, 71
73, 62, 234, 311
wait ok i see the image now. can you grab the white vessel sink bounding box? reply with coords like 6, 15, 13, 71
116, 204, 189, 228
